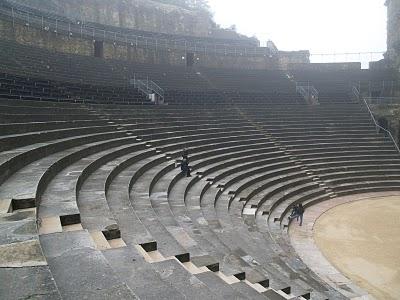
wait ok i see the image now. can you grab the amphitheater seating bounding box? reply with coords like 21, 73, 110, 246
0, 72, 151, 104
291, 69, 399, 103
198, 67, 296, 93
1, 1, 399, 298
0, 39, 212, 89
0, 40, 307, 105
1, 86, 399, 299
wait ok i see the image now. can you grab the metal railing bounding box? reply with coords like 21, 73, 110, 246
358, 91, 400, 154
296, 82, 319, 105
364, 97, 400, 105
351, 80, 398, 98
132, 77, 164, 103
310, 51, 385, 68
0, 3, 275, 57
351, 85, 361, 102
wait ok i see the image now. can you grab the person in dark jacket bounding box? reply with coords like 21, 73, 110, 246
288, 203, 305, 226
297, 203, 304, 226
180, 158, 191, 177
288, 205, 298, 220
182, 148, 189, 162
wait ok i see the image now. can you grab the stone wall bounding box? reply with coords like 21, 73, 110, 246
0, 18, 309, 70
8, 0, 235, 39
287, 62, 361, 71
0, 19, 93, 56
386, 0, 400, 71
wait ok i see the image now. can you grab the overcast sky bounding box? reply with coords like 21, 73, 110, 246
208, 0, 387, 65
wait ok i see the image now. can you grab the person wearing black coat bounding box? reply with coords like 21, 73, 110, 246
180, 158, 191, 177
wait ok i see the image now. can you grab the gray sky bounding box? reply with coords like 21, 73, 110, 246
208, 0, 387, 65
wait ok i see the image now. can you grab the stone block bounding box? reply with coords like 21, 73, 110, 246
262, 289, 287, 300
39, 216, 63, 235
0, 199, 12, 214
0, 239, 47, 267
0, 266, 61, 300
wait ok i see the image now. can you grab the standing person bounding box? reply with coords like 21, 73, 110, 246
297, 203, 304, 226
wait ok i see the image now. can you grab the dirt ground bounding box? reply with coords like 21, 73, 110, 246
313, 196, 400, 300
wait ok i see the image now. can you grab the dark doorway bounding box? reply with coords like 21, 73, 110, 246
371, 90, 381, 98
94, 41, 104, 58
186, 52, 194, 67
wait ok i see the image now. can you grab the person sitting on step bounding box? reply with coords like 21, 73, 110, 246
182, 148, 189, 163
180, 158, 191, 177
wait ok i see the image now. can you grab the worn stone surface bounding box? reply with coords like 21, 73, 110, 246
152, 259, 217, 299
0, 208, 37, 245
40, 230, 137, 299
103, 246, 187, 299
0, 239, 47, 267
230, 282, 267, 300
0, 266, 61, 300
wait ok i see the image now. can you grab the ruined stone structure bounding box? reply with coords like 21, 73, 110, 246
6, 0, 260, 42
386, 0, 400, 71
0, 0, 309, 69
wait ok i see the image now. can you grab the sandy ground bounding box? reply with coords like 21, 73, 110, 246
313, 196, 400, 300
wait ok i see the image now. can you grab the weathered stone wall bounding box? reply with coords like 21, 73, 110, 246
9, 0, 219, 38
0, 19, 93, 56
278, 51, 311, 70
287, 62, 361, 71
386, 0, 400, 71
0, 18, 309, 70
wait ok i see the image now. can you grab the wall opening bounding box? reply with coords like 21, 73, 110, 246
186, 52, 194, 67
94, 41, 104, 58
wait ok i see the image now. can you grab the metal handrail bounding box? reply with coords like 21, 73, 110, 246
295, 81, 319, 104
352, 85, 360, 101
364, 97, 400, 105
0, 4, 274, 57
147, 80, 164, 97
310, 86, 319, 97
296, 85, 308, 98
362, 97, 400, 154
133, 77, 164, 101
